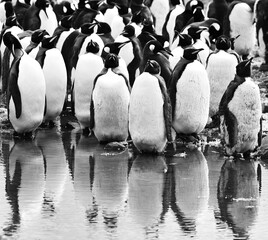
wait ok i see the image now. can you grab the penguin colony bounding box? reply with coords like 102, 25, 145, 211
0, 0, 266, 158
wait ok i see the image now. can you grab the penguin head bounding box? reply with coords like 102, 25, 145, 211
144, 60, 161, 75
104, 53, 119, 69
177, 33, 193, 48
170, 0, 182, 6
4, 1, 14, 18
183, 47, 203, 61
186, 0, 204, 12
95, 21, 111, 35
59, 15, 73, 29
35, 0, 50, 18
80, 22, 96, 34
3, 32, 24, 58
116, 5, 131, 16
236, 58, 253, 78
142, 19, 155, 33
215, 35, 231, 51
121, 25, 135, 38
31, 29, 49, 44
41, 35, 58, 49
88, 0, 100, 11
208, 21, 221, 42
5, 15, 20, 28
131, 10, 143, 24
230, 35, 240, 50
146, 40, 172, 56
103, 41, 131, 55
187, 26, 207, 41
61, 1, 76, 16
192, 6, 205, 22
86, 40, 100, 54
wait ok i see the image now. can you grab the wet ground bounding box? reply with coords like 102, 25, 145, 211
0, 100, 268, 240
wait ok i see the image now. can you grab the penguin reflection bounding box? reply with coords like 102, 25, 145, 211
73, 133, 98, 220
35, 128, 68, 214
92, 145, 129, 226
5, 140, 45, 234
128, 154, 167, 236
217, 159, 260, 239
171, 148, 209, 235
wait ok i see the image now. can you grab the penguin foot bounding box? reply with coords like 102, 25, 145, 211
13, 131, 34, 140
48, 121, 55, 128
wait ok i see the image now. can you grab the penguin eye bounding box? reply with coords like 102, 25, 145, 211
149, 44, 155, 52
63, 6, 67, 13
104, 46, 110, 53
59, 20, 62, 25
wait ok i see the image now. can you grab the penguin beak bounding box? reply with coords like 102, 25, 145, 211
193, 48, 204, 54
118, 40, 131, 49
163, 47, 173, 57
197, 27, 208, 33
245, 57, 254, 66
49, 35, 58, 43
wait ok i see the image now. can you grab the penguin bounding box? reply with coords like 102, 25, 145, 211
53, 0, 76, 22
95, 20, 114, 45
147, 0, 170, 35
74, 40, 104, 134
13, 0, 31, 27
114, 24, 142, 86
90, 53, 130, 143
129, 60, 172, 153
140, 40, 173, 88
102, 40, 131, 83
35, 35, 67, 125
3, 32, 46, 137
185, 25, 210, 65
255, 0, 268, 71
70, 22, 104, 82
169, 47, 210, 140
185, 5, 206, 26
162, 0, 185, 47
206, 35, 240, 125
24, 28, 48, 57
72, 0, 104, 29
223, 1, 255, 60
0, 0, 15, 29
206, 0, 228, 30
174, 0, 204, 33
169, 33, 193, 69
219, 58, 262, 158
22, 0, 58, 36
53, 15, 75, 52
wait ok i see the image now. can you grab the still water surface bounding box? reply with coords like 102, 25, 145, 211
0, 124, 268, 240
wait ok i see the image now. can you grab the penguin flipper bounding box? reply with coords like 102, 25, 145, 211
35, 48, 46, 68
158, 75, 172, 142
44, 95, 47, 117
8, 60, 22, 119
71, 35, 86, 69
219, 76, 245, 116
169, 58, 192, 118
224, 108, 238, 148
2, 47, 11, 93
89, 71, 108, 130
258, 116, 263, 147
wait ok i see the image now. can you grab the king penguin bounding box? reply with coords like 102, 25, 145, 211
114, 24, 142, 87
22, 0, 58, 36
223, 0, 255, 60
140, 39, 173, 88
129, 59, 173, 153
169, 47, 210, 141
35, 35, 67, 125
219, 58, 262, 158
206, 35, 240, 126
74, 40, 104, 135
3, 32, 46, 137
90, 53, 131, 143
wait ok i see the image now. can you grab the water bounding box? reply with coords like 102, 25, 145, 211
0, 120, 267, 240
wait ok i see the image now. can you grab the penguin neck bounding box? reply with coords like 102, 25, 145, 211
13, 48, 24, 59
25, 41, 39, 54
235, 75, 246, 84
